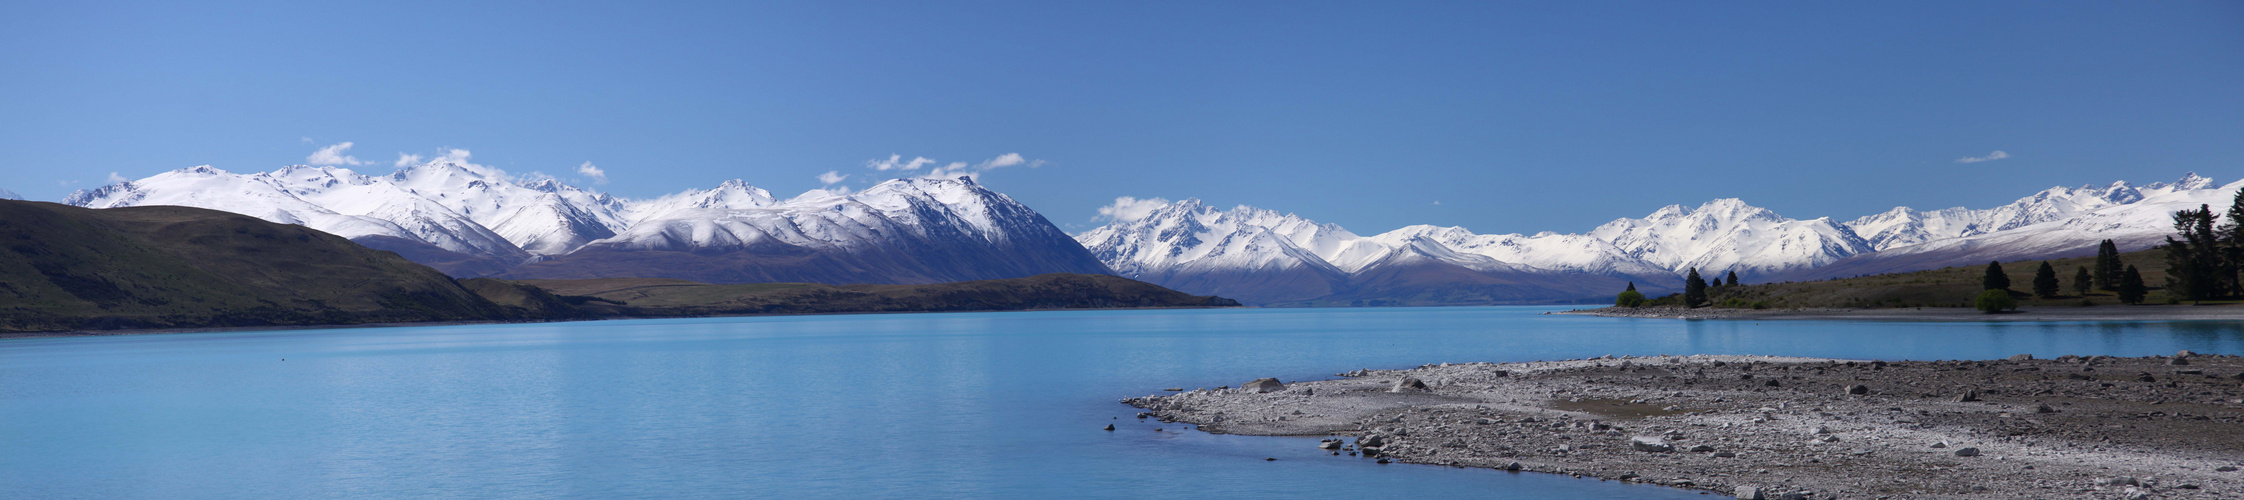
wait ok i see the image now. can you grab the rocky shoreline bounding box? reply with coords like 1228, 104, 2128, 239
1124, 354, 2244, 499
1561, 304, 2244, 322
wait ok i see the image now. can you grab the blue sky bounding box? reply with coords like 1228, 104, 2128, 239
3, 1, 2240, 234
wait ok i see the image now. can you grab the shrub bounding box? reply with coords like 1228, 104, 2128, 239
1615, 290, 1647, 308
1973, 289, 2017, 314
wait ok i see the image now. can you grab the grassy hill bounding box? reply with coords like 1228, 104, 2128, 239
1696, 248, 2170, 309
0, 200, 1242, 334
0, 200, 517, 332
482, 273, 1242, 317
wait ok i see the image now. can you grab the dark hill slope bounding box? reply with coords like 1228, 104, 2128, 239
0, 200, 513, 332
498, 273, 1239, 317
1700, 248, 2169, 309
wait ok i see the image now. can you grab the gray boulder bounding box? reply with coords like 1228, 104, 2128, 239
1630, 436, 1674, 453
2009, 353, 2034, 361
1954, 390, 1979, 402
1390, 377, 1429, 392
1732, 485, 1764, 500
1243, 378, 1286, 393
1845, 384, 1869, 395
1953, 447, 1981, 457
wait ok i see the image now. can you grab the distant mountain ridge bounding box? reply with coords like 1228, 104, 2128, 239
55, 153, 2231, 306
66, 153, 1112, 284
1080, 173, 2236, 305
1075, 200, 1675, 305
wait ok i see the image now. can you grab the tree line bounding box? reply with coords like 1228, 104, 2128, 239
1614, 188, 2243, 311
2159, 191, 2244, 302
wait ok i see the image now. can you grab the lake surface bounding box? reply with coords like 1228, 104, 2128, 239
6, 307, 2244, 498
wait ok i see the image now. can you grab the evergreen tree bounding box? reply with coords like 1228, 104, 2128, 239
1725, 270, 1740, 287
1683, 268, 1708, 307
1982, 261, 2010, 291
2225, 187, 2244, 297
2072, 266, 2092, 297
2093, 239, 2121, 290
1625, 281, 1636, 292
2163, 204, 2224, 302
2031, 261, 2059, 298
2118, 265, 2147, 305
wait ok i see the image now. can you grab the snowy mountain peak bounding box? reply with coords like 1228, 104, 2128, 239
1645, 204, 1691, 219
2141, 172, 2215, 196
1584, 198, 1866, 278
1843, 173, 2221, 251
1076, 197, 1682, 304
70, 158, 1106, 282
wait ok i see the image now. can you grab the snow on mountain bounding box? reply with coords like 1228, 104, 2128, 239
1842, 174, 2212, 251
506, 176, 1111, 284
0, 188, 19, 200
1074, 199, 1679, 304
1076, 173, 2234, 305
62, 166, 531, 270
1586, 198, 1873, 279
1078, 200, 1349, 276
66, 155, 1110, 284
591, 178, 1012, 253
381, 154, 631, 256
1794, 175, 2244, 280
1073, 200, 1354, 303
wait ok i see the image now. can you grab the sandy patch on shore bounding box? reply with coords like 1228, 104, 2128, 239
1125, 354, 2244, 499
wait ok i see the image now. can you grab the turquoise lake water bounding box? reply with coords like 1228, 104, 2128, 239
6, 306, 2244, 498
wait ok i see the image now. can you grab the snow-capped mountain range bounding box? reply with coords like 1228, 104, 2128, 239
51, 152, 2234, 306
66, 153, 1110, 284
1077, 173, 2237, 305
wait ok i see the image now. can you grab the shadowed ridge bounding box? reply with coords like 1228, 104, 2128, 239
0, 200, 514, 333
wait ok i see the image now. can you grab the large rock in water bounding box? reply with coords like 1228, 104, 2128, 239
1242, 378, 1285, 393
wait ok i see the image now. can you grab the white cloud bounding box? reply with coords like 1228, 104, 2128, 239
1955, 150, 2010, 164
56, 179, 78, 186
985, 153, 1026, 168
576, 161, 609, 184
107, 172, 128, 183
925, 161, 974, 179
1432, 200, 1441, 206
299, 137, 314, 144
867, 154, 936, 171
307, 142, 367, 166
394, 153, 424, 168
439, 148, 472, 163
1096, 196, 1172, 222
917, 153, 1046, 181
817, 170, 850, 185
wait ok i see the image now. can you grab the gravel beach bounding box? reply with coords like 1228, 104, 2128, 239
1560, 305, 2244, 322
1124, 354, 2244, 499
